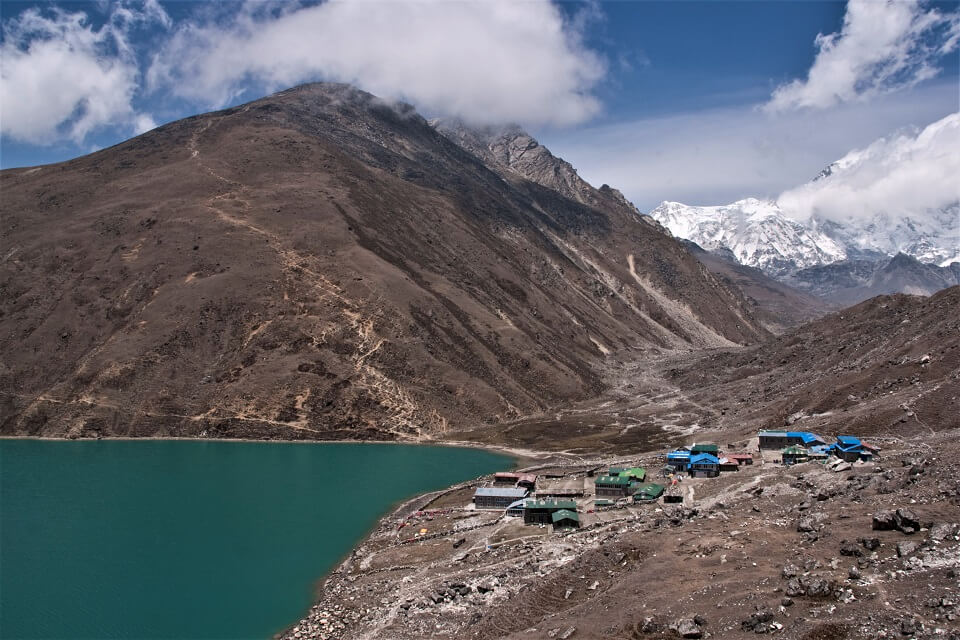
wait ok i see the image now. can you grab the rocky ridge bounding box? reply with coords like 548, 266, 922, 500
0, 83, 766, 441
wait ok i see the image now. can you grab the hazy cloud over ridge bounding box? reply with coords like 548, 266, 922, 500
766, 0, 960, 112
778, 112, 960, 223
147, 1, 606, 127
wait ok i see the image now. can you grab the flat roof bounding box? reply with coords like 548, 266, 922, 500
837, 435, 861, 445
759, 431, 788, 437
595, 475, 632, 485
475, 487, 528, 498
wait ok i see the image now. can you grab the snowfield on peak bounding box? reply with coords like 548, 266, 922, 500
649, 199, 846, 277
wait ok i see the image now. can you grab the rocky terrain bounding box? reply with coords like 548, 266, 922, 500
2, 81, 957, 639
0, 83, 766, 441
679, 240, 835, 332
280, 432, 960, 640
786, 254, 960, 306
273, 286, 958, 639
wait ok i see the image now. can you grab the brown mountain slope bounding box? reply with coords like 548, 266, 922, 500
680, 240, 836, 332
0, 83, 766, 440
671, 285, 960, 439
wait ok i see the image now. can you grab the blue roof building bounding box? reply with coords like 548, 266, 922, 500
689, 453, 720, 477
667, 450, 691, 468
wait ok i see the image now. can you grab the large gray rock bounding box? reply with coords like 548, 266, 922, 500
672, 619, 703, 639
873, 511, 896, 530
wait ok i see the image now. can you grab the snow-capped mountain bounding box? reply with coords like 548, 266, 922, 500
652, 113, 960, 281
649, 198, 846, 277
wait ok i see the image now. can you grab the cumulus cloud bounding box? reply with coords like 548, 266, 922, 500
777, 112, 960, 224
765, 0, 960, 112
0, 0, 168, 144
146, 0, 606, 127
541, 81, 958, 211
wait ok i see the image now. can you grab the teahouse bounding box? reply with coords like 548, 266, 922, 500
594, 475, 633, 498
523, 499, 578, 525
688, 453, 720, 477
473, 487, 528, 510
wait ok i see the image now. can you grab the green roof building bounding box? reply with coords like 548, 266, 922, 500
631, 482, 666, 501
691, 443, 719, 455
524, 499, 578, 525
595, 475, 633, 498
551, 509, 580, 529
619, 467, 646, 482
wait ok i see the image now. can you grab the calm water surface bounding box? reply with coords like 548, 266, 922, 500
0, 439, 511, 639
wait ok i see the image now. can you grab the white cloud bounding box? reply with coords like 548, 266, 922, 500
539, 82, 959, 211
778, 112, 960, 223
147, 0, 606, 127
765, 0, 960, 112
0, 0, 168, 144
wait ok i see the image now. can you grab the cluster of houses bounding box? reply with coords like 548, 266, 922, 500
471, 472, 582, 530
758, 431, 878, 465
592, 466, 665, 504
470, 430, 877, 533
470, 466, 668, 531
665, 443, 754, 478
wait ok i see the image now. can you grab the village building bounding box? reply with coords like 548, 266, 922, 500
473, 487, 528, 510
781, 445, 810, 465
666, 450, 691, 469
523, 499, 578, 525
505, 499, 526, 517
758, 430, 827, 449
690, 443, 719, 455
493, 472, 520, 486
594, 475, 633, 497
830, 436, 878, 462
536, 478, 585, 498
608, 467, 626, 476
718, 457, 740, 472
688, 453, 720, 477
619, 467, 646, 482
727, 453, 754, 465
551, 509, 580, 530
593, 498, 615, 509
516, 473, 537, 490
632, 482, 665, 502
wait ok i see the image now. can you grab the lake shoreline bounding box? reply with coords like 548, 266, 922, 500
0, 437, 516, 639
0, 434, 546, 468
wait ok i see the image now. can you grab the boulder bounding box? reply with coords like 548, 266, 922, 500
894, 508, 921, 534
800, 576, 834, 598
859, 537, 881, 551
896, 541, 918, 558
873, 511, 896, 530
672, 619, 702, 638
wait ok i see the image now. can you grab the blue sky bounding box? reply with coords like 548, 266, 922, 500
1, 1, 958, 210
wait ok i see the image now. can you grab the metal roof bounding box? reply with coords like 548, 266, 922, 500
525, 499, 577, 510
551, 509, 580, 523
632, 482, 665, 497
595, 475, 632, 485
689, 453, 719, 465
620, 467, 646, 479
691, 443, 719, 452
474, 487, 528, 498
837, 435, 861, 446
782, 445, 809, 455
505, 499, 526, 510
759, 430, 788, 437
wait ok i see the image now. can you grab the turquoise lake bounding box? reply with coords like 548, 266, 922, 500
0, 439, 511, 639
